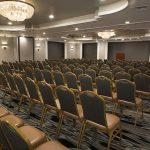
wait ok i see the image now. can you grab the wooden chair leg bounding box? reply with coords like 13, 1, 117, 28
28, 101, 33, 117
107, 133, 113, 150
56, 113, 64, 136
77, 121, 86, 148
134, 107, 139, 126
18, 96, 24, 111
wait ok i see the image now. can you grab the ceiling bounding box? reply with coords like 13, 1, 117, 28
0, 0, 150, 41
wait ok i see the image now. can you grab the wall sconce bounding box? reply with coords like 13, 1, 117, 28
36, 44, 40, 51
2, 41, 8, 50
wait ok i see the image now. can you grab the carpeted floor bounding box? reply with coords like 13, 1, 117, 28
0, 91, 150, 150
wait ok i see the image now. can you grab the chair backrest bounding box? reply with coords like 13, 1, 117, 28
5, 73, 18, 92
112, 67, 124, 75
14, 75, 28, 96
38, 81, 57, 108
115, 71, 131, 80
43, 69, 55, 85
128, 68, 141, 80
0, 71, 9, 89
64, 72, 78, 89
116, 79, 135, 103
85, 68, 96, 82
56, 86, 78, 116
79, 74, 93, 91
0, 121, 31, 150
80, 91, 107, 127
24, 77, 42, 102
134, 73, 150, 92
96, 76, 112, 97
62, 67, 71, 74
99, 70, 113, 80
34, 68, 44, 82
53, 70, 65, 86
73, 68, 83, 79
24, 67, 35, 80
145, 70, 150, 76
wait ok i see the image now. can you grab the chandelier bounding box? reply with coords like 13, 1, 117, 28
98, 30, 116, 39
0, 0, 35, 21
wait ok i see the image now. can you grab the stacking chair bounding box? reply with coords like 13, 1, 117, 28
115, 79, 143, 125
42, 69, 56, 88
55, 86, 83, 136
14, 75, 29, 111
145, 70, 150, 76
85, 68, 96, 84
53, 70, 65, 86
128, 68, 141, 81
44, 65, 51, 71
99, 70, 113, 80
64, 72, 79, 94
25, 67, 35, 80
124, 66, 134, 72
78, 91, 121, 150
96, 76, 117, 111
115, 71, 131, 80
34, 68, 44, 82
73, 68, 83, 80
24, 78, 43, 116
0, 121, 69, 150
134, 73, 150, 98
37, 81, 60, 125
79, 74, 96, 92
68, 64, 75, 72
112, 67, 124, 77
62, 66, 71, 74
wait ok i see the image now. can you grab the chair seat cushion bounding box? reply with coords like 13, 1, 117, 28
118, 97, 142, 107
0, 114, 24, 127
35, 141, 69, 150
0, 106, 9, 118
87, 113, 120, 134
20, 125, 47, 148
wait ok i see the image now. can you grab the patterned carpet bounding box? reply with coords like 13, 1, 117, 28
0, 91, 150, 150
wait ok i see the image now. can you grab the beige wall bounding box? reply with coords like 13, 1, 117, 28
0, 37, 16, 63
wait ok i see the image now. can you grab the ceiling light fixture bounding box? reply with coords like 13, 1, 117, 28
97, 0, 128, 16
8, 22, 12, 25
75, 27, 79, 31
125, 21, 130, 24
98, 30, 116, 39
43, 32, 46, 35
49, 14, 54, 19
0, 0, 34, 21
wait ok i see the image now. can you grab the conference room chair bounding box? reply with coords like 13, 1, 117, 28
99, 70, 113, 80
62, 66, 71, 74
34, 68, 44, 82
96, 76, 117, 111
79, 74, 96, 92
115, 79, 143, 125
24, 77, 43, 117
78, 91, 121, 150
44, 65, 52, 71
14, 75, 29, 111
37, 81, 60, 125
68, 64, 75, 72
53, 70, 66, 86
55, 86, 83, 138
85, 68, 96, 84
78, 65, 86, 73
64, 72, 79, 94
53, 65, 61, 71
128, 68, 141, 81
145, 70, 150, 76
115, 71, 131, 80
0, 120, 69, 150
73, 68, 83, 80
112, 67, 125, 77
134, 73, 150, 98
25, 67, 35, 81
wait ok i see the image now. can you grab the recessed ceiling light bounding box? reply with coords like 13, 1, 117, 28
75, 27, 79, 31
49, 14, 54, 19
83, 35, 86, 38
125, 21, 130, 24
8, 22, 12, 25
43, 32, 46, 35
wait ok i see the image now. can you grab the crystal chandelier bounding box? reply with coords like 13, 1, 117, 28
98, 31, 116, 39
0, 0, 34, 21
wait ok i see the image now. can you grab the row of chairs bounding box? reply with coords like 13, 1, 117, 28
0, 106, 69, 150
0, 71, 121, 149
